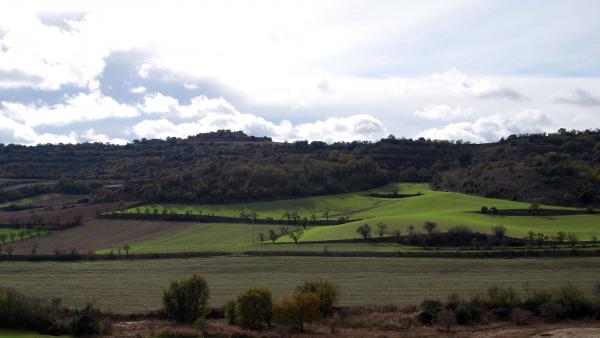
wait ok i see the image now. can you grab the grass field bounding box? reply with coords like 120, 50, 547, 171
125, 183, 600, 247
0, 193, 63, 208
0, 330, 71, 338
0, 256, 598, 314
0, 228, 24, 241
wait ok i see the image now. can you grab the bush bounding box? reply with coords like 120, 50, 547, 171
295, 279, 338, 317
454, 305, 469, 325
522, 290, 552, 315
510, 307, 532, 325
163, 275, 209, 324
236, 287, 272, 329
485, 287, 521, 320
553, 284, 593, 319
69, 305, 104, 336
436, 309, 456, 333
418, 299, 443, 324
329, 312, 341, 333
539, 301, 562, 322
224, 300, 237, 324
273, 291, 321, 332
0, 287, 64, 335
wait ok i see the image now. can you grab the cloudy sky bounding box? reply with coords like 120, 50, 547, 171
1, 0, 600, 145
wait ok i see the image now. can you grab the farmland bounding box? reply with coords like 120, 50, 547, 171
122, 183, 600, 251
0, 256, 599, 314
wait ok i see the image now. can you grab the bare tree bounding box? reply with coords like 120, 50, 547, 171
376, 223, 387, 239
356, 224, 371, 240
269, 229, 278, 243
322, 210, 330, 222
258, 232, 265, 242
423, 221, 437, 238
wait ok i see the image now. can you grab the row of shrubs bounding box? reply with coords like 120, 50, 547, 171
418, 283, 600, 332
0, 287, 110, 336
163, 275, 339, 333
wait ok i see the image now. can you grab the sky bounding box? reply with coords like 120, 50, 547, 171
1, 0, 600, 145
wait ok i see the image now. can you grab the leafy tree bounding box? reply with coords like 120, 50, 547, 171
592, 234, 598, 246
123, 244, 131, 256
288, 229, 304, 244
224, 300, 237, 324
163, 274, 209, 323
567, 232, 578, 246
356, 224, 371, 240
480, 206, 489, 214
236, 287, 273, 329
273, 291, 321, 331
258, 232, 265, 242
0, 234, 6, 244
9, 233, 15, 242
555, 231, 566, 244
376, 222, 387, 239
296, 279, 338, 317
528, 231, 535, 244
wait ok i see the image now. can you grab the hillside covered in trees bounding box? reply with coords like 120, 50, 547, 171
0, 129, 599, 206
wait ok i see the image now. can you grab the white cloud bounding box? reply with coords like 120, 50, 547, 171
139, 93, 180, 114
417, 110, 554, 143
294, 115, 387, 143
81, 128, 127, 144
414, 105, 473, 121
556, 88, 600, 107
1, 91, 139, 127
130, 86, 146, 94
139, 94, 240, 120
438, 69, 527, 101
0, 112, 78, 144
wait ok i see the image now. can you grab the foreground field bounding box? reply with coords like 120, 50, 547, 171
126, 183, 600, 245
1, 256, 598, 314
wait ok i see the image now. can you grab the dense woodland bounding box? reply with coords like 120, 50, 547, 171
0, 129, 599, 206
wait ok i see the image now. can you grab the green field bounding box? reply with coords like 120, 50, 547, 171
0, 330, 71, 338
0, 193, 62, 208
0, 228, 19, 238
0, 256, 599, 314
124, 183, 600, 250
